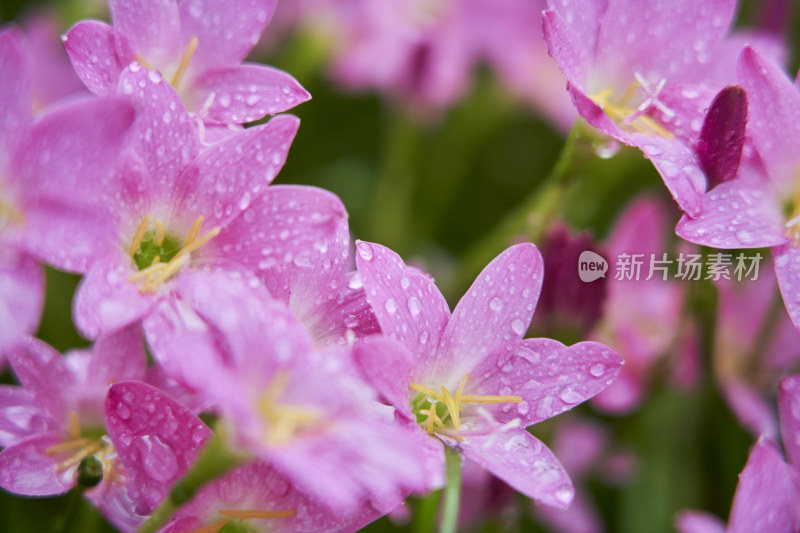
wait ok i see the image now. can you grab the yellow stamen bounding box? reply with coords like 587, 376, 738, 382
0, 198, 25, 226
134, 55, 153, 70
171, 36, 199, 89
590, 79, 674, 140
219, 509, 296, 519
785, 167, 800, 245
410, 376, 522, 436
182, 215, 204, 249
154, 219, 166, 246
257, 370, 320, 446
45, 437, 94, 455
68, 411, 81, 440
128, 213, 151, 258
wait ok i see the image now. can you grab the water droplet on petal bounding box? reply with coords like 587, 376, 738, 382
357, 242, 373, 260
511, 319, 526, 335
137, 435, 178, 482
344, 315, 360, 328
419, 331, 429, 344
559, 387, 583, 404
400, 277, 410, 289
385, 298, 397, 314
517, 401, 529, 415
590, 363, 606, 377
555, 485, 573, 505
489, 297, 503, 312
407, 297, 422, 316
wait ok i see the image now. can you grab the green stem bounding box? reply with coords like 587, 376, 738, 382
456, 121, 591, 289
135, 430, 246, 533
439, 447, 462, 533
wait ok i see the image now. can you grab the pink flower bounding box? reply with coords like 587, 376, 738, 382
542, 0, 785, 215
0, 29, 133, 358
158, 461, 388, 532
590, 197, 695, 414
64, 0, 309, 126
144, 271, 430, 513
353, 241, 622, 508
676, 47, 800, 332
676, 375, 800, 533
0, 331, 210, 531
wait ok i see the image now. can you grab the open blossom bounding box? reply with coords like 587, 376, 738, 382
0, 29, 133, 358
64, 0, 309, 127
159, 461, 388, 533
31, 63, 341, 340
676, 375, 800, 533
676, 47, 800, 332
144, 271, 430, 513
542, 0, 784, 215
353, 241, 622, 508
0, 330, 210, 531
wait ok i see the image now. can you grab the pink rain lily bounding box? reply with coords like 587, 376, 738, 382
33, 63, 341, 340
64, 0, 309, 127
590, 197, 696, 414
159, 461, 390, 533
713, 262, 800, 439
0, 330, 209, 531
144, 270, 430, 513
677, 46, 800, 333
0, 29, 133, 358
352, 241, 623, 508
542, 0, 785, 215
676, 375, 800, 533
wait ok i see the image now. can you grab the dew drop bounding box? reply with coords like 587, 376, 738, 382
400, 277, 410, 289
511, 319, 526, 335
385, 298, 397, 314
589, 363, 606, 377
407, 296, 422, 316
559, 387, 582, 404
489, 297, 503, 312
419, 331, 429, 344
357, 242, 373, 261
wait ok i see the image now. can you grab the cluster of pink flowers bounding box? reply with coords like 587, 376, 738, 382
0, 1, 626, 532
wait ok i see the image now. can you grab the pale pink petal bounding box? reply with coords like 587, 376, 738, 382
628, 133, 705, 216
674, 511, 727, 533
199, 185, 345, 275
354, 240, 450, 363
738, 46, 800, 189
109, 0, 182, 66
0, 386, 52, 447
118, 65, 201, 187
188, 64, 310, 124
470, 339, 622, 426
63, 21, 129, 97
727, 438, 799, 533
459, 428, 574, 509
438, 243, 542, 380
7, 338, 74, 425
542, 4, 603, 87
0, 30, 32, 159
567, 84, 626, 141
0, 433, 75, 496
551, 417, 609, 476
352, 335, 415, 419
105, 381, 211, 516
722, 381, 778, 439
87, 324, 147, 387
594, 0, 736, 84
676, 179, 786, 248
777, 374, 800, 469
537, 488, 604, 533
179, 0, 277, 71
73, 251, 159, 339
773, 244, 800, 332
0, 249, 43, 354
590, 369, 644, 414
174, 115, 299, 228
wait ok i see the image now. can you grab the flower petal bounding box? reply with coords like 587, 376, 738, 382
438, 243, 542, 381
199, 184, 345, 276
178, 0, 277, 71
542, 6, 600, 88
773, 244, 800, 332
355, 240, 451, 365
87, 324, 147, 388
109, 0, 182, 67
458, 428, 574, 509
674, 511, 727, 533
63, 20, 128, 97
105, 380, 211, 516
188, 64, 310, 125
0, 386, 52, 447
174, 115, 299, 228
0, 249, 43, 354
0, 29, 32, 159
727, 437, 799, 533
471, 338, 622, 426
777, 374, 800, 469
7, 338, 74, 426
352, 335, 416, 419
0, 432, 75, 496
738, 46, 800, 189
73, 251, 159, 339
676, 179, 786, 249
